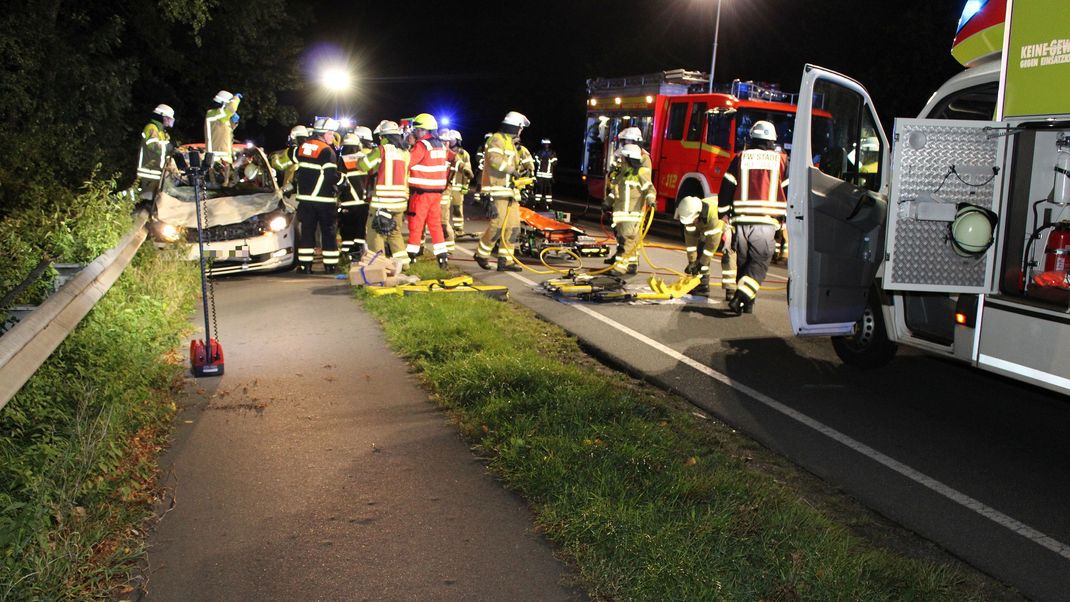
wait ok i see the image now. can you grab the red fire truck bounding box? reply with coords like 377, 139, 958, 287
581, 69, 829, 216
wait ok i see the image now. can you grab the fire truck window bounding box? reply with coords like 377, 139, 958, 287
706, 113, 732, 150
665, 103, 688, 140
686, 102, 707, 141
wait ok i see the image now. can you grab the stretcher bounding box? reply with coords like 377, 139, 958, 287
517, 207, 611, 260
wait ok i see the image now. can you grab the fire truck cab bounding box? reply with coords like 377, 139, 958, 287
582, 70, 818, 216
786, 0, 1070, 396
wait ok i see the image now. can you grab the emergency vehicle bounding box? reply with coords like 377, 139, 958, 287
786, 0, 1070, 396
581, 69, 827, 215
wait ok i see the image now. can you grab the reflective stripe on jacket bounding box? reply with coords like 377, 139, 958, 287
480, 132, 519, 200
137, 120, 170, 180
605, 150, 654, 224
718, 149, 789, 227
408, 137, 449, 191
295, 139, 339, 203
368, 143, 410, 210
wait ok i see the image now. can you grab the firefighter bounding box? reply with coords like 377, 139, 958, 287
718, 120, 789, 315
269, 125, 307, 193
446, 129, 474, 239
474, 111, 529, 272
136, 104, 175, 201
473, 132, 491, 196
338, 127, 373, 259
674, 196, 726, 295
603, 126, 646, 265
361, 120, 411, 270
404, 113, 450, 269
534, 138, 557, 210
604, 140, 655, 276
294, 118, 342, 273
204, 90, 241, 186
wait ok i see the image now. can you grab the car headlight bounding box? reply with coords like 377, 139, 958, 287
267, 215, 288, 232
159, 223, 180, 242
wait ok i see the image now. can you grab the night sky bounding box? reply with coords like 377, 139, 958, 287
291, 0, 968, 169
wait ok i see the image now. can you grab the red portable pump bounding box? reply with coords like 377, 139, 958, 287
186, 150, 225, 377
1044, 221, 1070, 273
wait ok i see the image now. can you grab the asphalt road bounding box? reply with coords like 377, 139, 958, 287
143, 274, 584, 601
450, 205, 1070, 602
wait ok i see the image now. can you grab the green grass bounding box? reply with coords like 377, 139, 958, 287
358, 273, 1004, 601
0, 226, 198, 597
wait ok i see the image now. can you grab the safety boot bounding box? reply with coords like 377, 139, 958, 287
474, 255, 492, 270
295, 264, 310, 275
436, 254, 449, 270
693, 276, 710, 295
727, 291, 746, 316
603, 253, 618, 265
497, 257, 522, 272
408, 251, 419, 265
324, 265, 337, 274
626, 264, 638, 276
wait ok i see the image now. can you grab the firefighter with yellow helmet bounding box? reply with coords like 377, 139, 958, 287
718, 120, 789, 314
474, 111, 529, 272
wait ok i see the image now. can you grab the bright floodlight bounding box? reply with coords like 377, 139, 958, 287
440, 116, 451, 126
320, 65, 352, 92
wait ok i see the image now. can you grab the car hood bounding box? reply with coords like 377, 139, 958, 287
155, 182, 290, 228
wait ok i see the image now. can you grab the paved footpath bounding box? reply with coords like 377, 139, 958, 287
143, 272, 584, 602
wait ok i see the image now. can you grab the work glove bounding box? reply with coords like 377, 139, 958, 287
371, 209, 396, 234
231, 114, 240, 124
481, 196, 498, 219
234, 92, 243, 99
685, 262, 698, 276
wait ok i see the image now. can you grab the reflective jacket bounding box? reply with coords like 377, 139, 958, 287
137, 119, 171, 181
605, 149, 655, 224
338, 145, 369, 206
683, 198, 725, 271
480, 132, 520, 200
295, 139, 339, 203
204, 97, 240, 158
362, 142, 410, 210
535, 149, 557, 179
448, 147, 474, 192
517, 145, 535, 178
408, 135, 449, 192
717, 148, 789, 227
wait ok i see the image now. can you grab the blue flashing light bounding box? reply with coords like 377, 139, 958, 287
440, 116, 451, 127
957, 0, 987, 33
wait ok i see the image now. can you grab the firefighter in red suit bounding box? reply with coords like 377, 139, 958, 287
718, 120, 789, 314
295, 117, 342, 273
405, 113, 451, 269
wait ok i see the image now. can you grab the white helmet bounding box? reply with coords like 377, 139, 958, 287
374, 120, 402, 136
213, 90, 234, 104
243, 163, 260, 181
289, 125, 309, 140
618, 127, 643, 144
949, 204, 997, 257
342, 133, 361, 147
502, 111, 530, 128
450, 129, 462, 143
541, 138, 551, 145
312, 117, 340, 132
153, 104, 175, 119
619, 143, 643, 161
749, 120, 777, 142
354, 125, 374, 143
438, 129, 455, 142
674, 196, 703, 225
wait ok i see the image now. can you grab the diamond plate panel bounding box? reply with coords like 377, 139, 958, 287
887, 119, 1002, 290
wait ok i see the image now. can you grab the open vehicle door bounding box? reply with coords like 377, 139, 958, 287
787, 65, 889, 336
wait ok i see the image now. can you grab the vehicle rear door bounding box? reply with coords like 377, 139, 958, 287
787, 65, 889, 336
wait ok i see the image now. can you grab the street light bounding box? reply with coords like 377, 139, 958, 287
708, 0, 723, 93
320, 65, 352, 93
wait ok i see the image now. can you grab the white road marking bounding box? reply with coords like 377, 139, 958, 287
454, 244, 1070, 562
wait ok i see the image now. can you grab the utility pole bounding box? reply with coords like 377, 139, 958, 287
708, 0, 722, 93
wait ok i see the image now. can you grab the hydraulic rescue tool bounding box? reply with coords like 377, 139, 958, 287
186, 151, 225, 377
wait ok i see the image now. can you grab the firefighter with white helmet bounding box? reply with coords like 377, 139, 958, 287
718, 120, 789, 314
135, 103, 175, 200
268, 124, 308, 192
674, 196, 726, 295
603, 141, 655, 275
361, 120, 411, 270
475, 111, 530, 271
294, 117, 342, 273
446, 129, 474, 240
405, 113, 451, 269
337, 130, 372, 259
534, 138, 557, 209
204, 90, 242, 186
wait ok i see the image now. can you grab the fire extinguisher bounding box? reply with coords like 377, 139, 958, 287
1045, 221, 1070, 273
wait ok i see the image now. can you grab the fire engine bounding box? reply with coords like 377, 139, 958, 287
786, 0, 1070, 396
580, 69, 826, 216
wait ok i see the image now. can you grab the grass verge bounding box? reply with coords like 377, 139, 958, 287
0, 244, 198, 600
358, 265, 1011, 601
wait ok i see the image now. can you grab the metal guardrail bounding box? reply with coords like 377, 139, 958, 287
0, 212, 148, 411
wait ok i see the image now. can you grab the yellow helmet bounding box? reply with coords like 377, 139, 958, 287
411, 113, 438, 131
